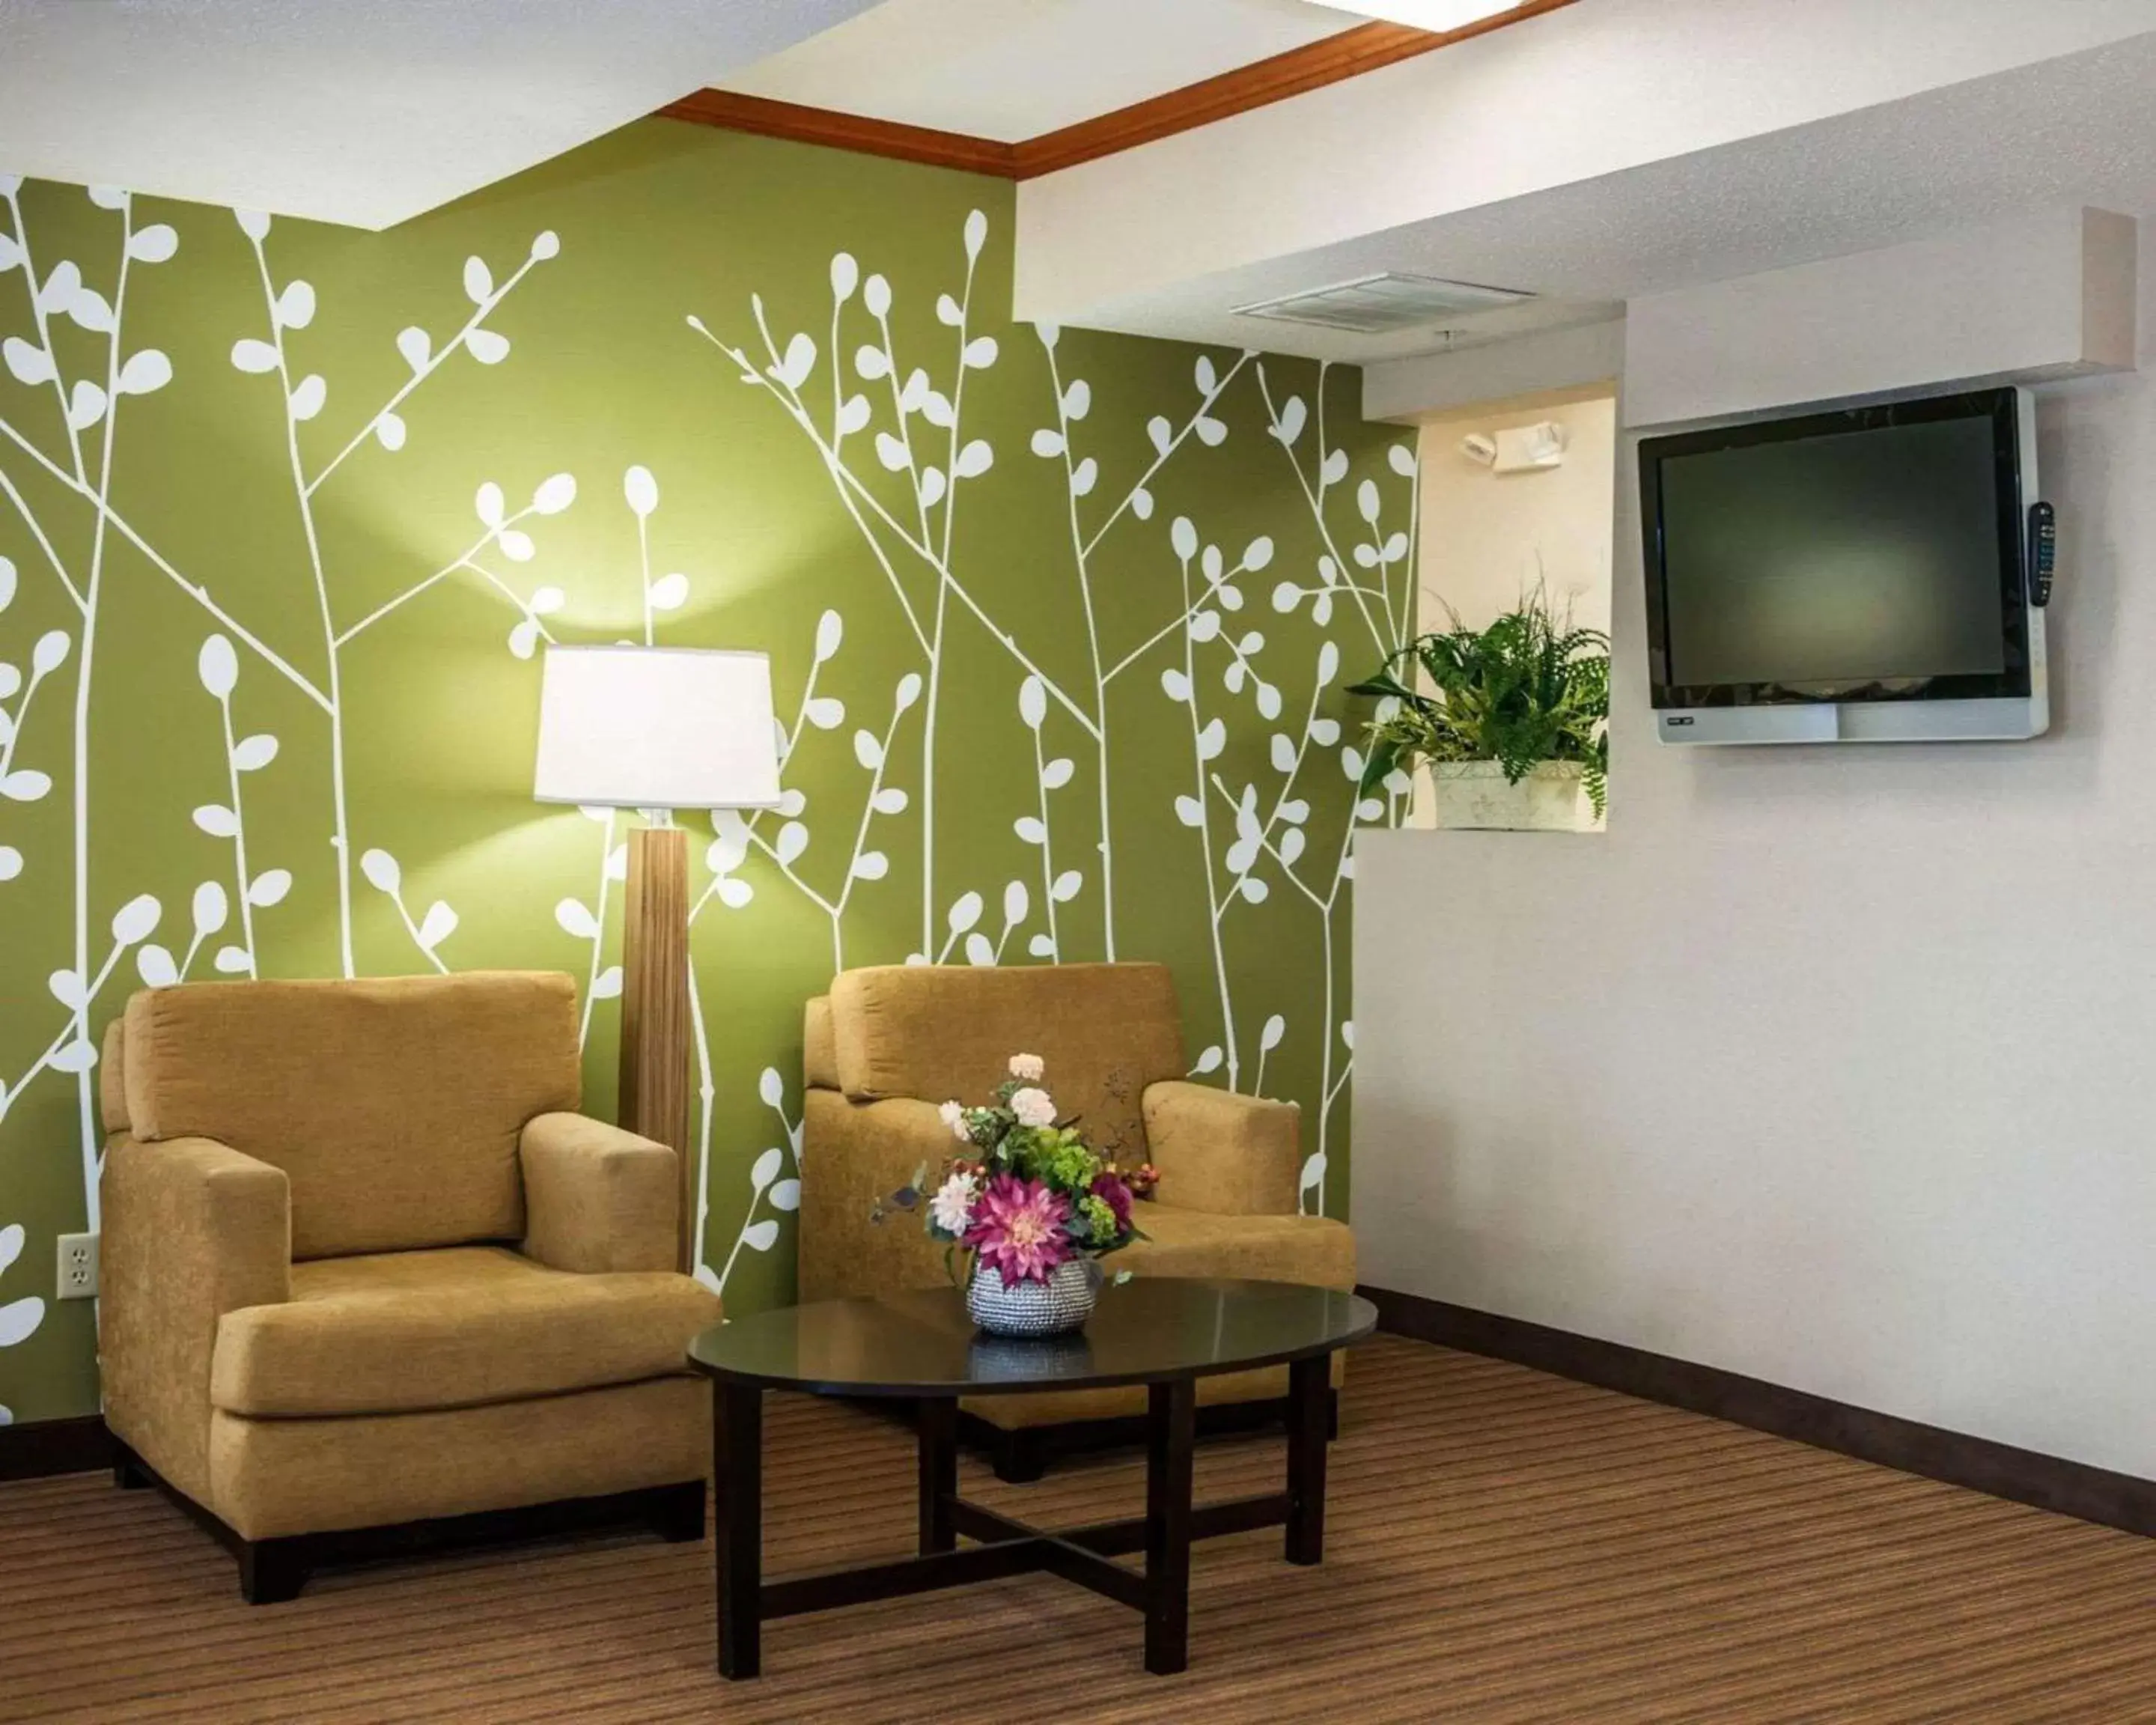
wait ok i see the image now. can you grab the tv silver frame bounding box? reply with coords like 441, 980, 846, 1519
1651, 386, 2047, 746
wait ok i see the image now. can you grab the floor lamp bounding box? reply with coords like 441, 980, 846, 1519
533, 645, 782, 1274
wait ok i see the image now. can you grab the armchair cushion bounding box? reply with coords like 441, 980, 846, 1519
830, 962, 1184, 1164
210, 1246, 718, 1418
1121, 1207, 1355, 1291
100, 1135, 291, 1504
520, 1113, 677, 1274
1142, 1080, 1301, 1216
122, 972, 580, 1259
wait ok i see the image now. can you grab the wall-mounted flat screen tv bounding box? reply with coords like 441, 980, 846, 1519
1639, 386, 2045, 743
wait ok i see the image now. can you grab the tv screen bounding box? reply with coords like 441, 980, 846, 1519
1641, 389, 2032, 710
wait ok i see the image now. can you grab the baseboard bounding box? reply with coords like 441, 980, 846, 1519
0, 1414, 115, 1482
1363, 1285, 2156, 1541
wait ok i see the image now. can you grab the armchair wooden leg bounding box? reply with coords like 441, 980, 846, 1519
990, 1426, 1047, 1485
651, 1479, 707, 1543
238, 1538, 310, 1605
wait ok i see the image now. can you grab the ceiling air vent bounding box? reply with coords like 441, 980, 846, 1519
1232, 273, 1532, 335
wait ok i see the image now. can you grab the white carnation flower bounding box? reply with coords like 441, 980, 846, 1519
939, 1099, 969, 1143
1009, 1086, 1056, 1128
928, 1169, 978, 1235
1008, 1052, 1045, 1082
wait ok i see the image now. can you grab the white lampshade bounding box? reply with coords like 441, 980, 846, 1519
533, 645, 782, 810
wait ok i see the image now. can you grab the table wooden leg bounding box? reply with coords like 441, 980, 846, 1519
714, 1381, 763, 1679
1144, 1377, 1196, 1676
918, 1396, 957, 1555
1286, 1354, 1330, 1567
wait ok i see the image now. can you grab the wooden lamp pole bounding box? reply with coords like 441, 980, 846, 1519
618, 818, 694, 1271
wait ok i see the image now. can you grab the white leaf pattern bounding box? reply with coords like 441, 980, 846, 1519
416, 901, 458, 949
0, 199, 1404, 1326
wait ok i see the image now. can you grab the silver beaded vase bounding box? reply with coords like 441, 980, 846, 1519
966, 1258, 1100, 1338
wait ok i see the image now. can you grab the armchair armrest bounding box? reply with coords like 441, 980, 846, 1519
100, 1134, 290, 1503
520, 1112, 679, 1275
799, 1092, 957, 1301
1140, 1081, 1300, 1217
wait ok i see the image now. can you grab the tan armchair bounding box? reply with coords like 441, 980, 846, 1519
97, 972, 719, 1601
799, 961, 1354, 1479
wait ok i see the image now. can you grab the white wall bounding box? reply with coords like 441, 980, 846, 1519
1352, 229, 2156, 1478
1416, 390, 1616, 636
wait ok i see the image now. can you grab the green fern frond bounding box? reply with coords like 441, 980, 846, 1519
1345, 585, 1611, 808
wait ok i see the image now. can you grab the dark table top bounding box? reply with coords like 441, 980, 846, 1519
686, 1278, 1377, 1398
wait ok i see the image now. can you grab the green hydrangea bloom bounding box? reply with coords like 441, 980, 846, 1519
1039, 1136, 1100, 1193
1002, 1125, 1098, 1193
1078, 1193, 1119, 1247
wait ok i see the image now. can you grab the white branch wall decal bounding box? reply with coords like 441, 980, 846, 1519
690, 215, 1416, 1218
0, 141, 1413, 1423
0, 1220, 43, 1426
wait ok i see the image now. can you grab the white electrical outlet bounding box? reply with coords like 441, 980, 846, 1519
56, 1232, 98, 1300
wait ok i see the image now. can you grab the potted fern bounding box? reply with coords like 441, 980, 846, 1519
1349, 591, 1610, 831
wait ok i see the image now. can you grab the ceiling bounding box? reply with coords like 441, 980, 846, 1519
1043, 30, 2156, 364
0, 0, 881, 230
4, 0, 2150, 374
0, 0, 1375, 230
722, 0, 1359, 141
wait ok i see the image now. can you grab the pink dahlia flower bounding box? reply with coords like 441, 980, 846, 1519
964, 1173, 1074, 1287
1088, 1171, 1135, 1235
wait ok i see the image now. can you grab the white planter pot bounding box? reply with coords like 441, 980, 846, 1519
1415, 761, 1600, 832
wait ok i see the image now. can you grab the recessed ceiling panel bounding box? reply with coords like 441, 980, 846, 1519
1236, 273, 1532, 332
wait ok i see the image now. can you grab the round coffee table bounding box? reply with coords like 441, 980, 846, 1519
686, 1276, 1375, 1679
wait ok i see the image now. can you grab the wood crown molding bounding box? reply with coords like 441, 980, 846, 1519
655, 89, 1017, 177
658, 1, 1580, 181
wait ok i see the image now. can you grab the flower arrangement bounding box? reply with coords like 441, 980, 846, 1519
874, 1053, 1152, 1290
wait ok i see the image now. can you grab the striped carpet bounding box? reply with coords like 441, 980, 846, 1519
4, 1333, 2155, 1724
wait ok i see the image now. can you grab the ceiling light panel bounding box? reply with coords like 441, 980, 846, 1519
1233, 273, 1532, 333
1300, 1, 1524, 29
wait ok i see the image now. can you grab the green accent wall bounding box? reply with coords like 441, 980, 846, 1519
0, 121, 1416, 1425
